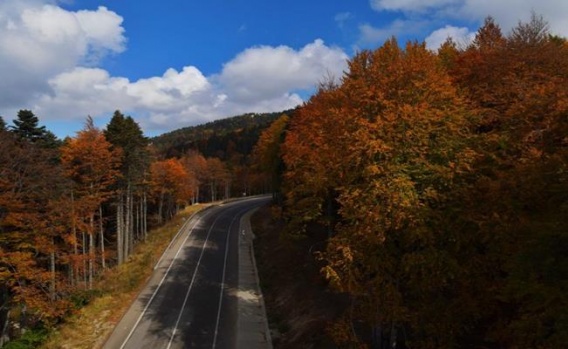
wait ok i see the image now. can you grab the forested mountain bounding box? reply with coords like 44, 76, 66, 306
151, 110, 295, 160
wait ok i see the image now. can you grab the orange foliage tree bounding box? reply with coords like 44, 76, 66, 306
446, 15, 568, 347
283, 15, 568, 348
0, 128, 72, 329
181, 150, 208, 204
149, 158, 192, 223
60, 117, 121, 289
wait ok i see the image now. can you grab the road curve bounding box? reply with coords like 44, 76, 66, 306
104, 196, 271, 349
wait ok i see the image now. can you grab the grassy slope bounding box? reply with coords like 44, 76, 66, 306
41, 205, 207, 349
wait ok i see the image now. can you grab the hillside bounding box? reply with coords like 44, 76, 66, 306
151, 109, 296, 160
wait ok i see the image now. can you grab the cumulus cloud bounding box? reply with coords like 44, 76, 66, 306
219, 39, 348, 103
455, 1, 568, 36
0, 1, 349, 136
425, 25, 475, 50
27, 40, 347, 133
369, 0, 568, 37
0, 0, 125, 108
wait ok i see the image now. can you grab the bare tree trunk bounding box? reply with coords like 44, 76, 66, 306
71, 191, 78, 286
127, 184, 134, 254
225, 179, 230, 200
117, 194, 124, 265
158, 192, 164, 224
389, 321, 397, 349
124, 187, 130, 260
135, 195, 140, 242
88, 213, 95, 290
0, 310, 10, 346
99, 205, 106, 269
211, 181, 216, 202
143, 190, 147, 241
50, 238, 56, 301
82, 231, 87, 288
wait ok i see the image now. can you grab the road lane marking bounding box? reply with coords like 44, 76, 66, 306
154, 211, 199, 270
166, 213, 226, 349
119, 209, 213, 349
211, 207, 251, 348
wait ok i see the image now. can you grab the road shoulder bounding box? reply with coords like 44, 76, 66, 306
237, 208, 273, 349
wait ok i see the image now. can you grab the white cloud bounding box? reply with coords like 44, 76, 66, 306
369, 0, 568, 38
24, 40, 348, 134
0, 1, 349, 136
457, 1, 568, 36
425, 25, 475, 50
335, 12, 352, 28
219, 39, 348, 103
358, 19, 429, 45
370, 0, 459, 13
359, 20, 409, 44
0, 1, 125, 107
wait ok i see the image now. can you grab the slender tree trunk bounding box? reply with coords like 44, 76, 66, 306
389, 321, 397, 349
225, 180, 230, 200
128, 184, 134, 254
50, 238, 56, 301
82, 231, 87, 288
89, 213, 95, 290
158, 192, 164, 224
0, 310, 10, 347
211, 181, 216, 202
117, 194, 124, 265
135, 195, 140, 242
99, 205, 105, 269
143, 190, 147, 241
71, 191, 78, 286
125, 190, 131, 259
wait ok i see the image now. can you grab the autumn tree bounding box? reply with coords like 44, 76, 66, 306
282, 14, 568, 348
446, 14, 568, 347
283, 83, 359, 236
283, 38, 477, 347
104, 111, 150, 264
60, 117, 121, 289
149, 158, 191, 223
0, 122, 72, 335
181, 150, 207, 204
205, 157, 230, 202
252, 114, 289, 200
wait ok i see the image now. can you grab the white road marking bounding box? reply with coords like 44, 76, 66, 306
166, 213, 226, 349
119, 210, 212, 349
211, 207, 250, 348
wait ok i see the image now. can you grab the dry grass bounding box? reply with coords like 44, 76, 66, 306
41, 205, 207, 349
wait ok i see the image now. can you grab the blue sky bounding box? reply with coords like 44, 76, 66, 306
1, 0, 567, 138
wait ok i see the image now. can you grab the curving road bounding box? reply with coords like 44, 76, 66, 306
104, 196, 272, 349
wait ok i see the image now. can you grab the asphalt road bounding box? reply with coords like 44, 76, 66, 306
104, 196, 271, 349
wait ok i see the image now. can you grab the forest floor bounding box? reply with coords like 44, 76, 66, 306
251, 205, 345, 349
40, 204, 207, 349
